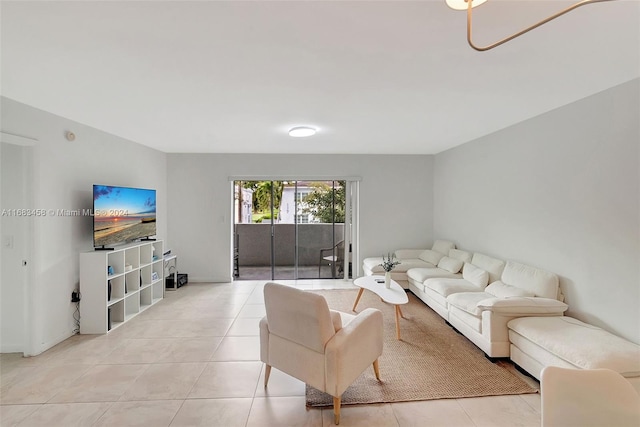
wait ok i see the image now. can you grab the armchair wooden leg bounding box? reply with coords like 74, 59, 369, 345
373, 359, 380, 380
264, 364, 272, 388
333, 396, 341, 425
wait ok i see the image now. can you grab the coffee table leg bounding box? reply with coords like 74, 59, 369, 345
352, 288, 364, 312
397, 305, 404, 318
395, 305, 402, 340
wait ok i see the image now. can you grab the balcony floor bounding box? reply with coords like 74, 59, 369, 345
235, 265, 348, 281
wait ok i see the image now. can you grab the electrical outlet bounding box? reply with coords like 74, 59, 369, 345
71, 291, 81, 303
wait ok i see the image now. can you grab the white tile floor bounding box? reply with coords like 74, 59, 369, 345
0, 280, 541, 426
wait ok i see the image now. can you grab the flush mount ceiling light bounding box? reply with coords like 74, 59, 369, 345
288, 126, 317, 137
446, 0, 617, 51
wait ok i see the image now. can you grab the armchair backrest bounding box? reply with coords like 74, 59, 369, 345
264, 282, 335, 353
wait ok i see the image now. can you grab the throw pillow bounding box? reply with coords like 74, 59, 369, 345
419, 249, 444, 266
437, 256, 464, 273
462, 263, 489, 288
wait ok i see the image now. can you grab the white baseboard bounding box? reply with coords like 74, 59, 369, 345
0, 342, 24, 354
27, 330, 74, 357
189, 276, 233, 283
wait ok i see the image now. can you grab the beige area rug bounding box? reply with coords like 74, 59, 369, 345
306, 289, 538, 407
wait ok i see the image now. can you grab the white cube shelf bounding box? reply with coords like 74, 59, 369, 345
80, 240, 164, 334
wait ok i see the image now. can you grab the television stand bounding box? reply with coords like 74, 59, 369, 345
95, 246, 114, 251
140, 237, 156, 241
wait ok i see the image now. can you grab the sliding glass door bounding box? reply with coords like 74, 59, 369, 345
233, 180, 349, 280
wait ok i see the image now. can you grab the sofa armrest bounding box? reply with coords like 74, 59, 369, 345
477, 297, 568, 315
394, 249, 428, 259
325, 308, 383, 396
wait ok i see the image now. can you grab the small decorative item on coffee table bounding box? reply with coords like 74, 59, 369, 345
379, 252, 400, 289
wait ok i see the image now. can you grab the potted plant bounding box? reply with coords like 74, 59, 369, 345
379, 253, 400, 289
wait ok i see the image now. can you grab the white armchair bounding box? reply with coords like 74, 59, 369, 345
541, 366, 640, 427
259, 282, 384, 424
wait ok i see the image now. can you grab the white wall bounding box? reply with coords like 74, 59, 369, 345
167, 154, 434, 282
433, 78, 640, 343
0, 97, 167, 355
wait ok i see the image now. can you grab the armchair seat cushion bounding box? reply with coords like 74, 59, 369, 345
330, 309, 356, 332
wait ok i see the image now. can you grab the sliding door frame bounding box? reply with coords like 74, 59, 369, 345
230, 175, 361, 281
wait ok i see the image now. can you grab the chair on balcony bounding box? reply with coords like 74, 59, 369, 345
318, 240, 344, 278
233, 233, 240, 278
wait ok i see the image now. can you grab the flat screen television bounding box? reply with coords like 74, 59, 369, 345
93, 185, 156, 248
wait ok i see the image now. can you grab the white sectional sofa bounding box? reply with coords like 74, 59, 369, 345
362, 240, 455, 287
409, 252, 505, 320
363, 242, 639, 382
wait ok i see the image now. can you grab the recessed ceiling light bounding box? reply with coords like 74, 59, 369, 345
288, 126, 317, 137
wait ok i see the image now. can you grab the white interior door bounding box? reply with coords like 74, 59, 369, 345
0, 141, 32, 355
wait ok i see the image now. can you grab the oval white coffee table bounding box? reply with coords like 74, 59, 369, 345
352, 275, 409, 340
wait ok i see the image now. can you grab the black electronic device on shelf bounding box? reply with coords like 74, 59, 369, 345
166, 273, 188, 289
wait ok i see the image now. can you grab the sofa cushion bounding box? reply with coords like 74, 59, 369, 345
364, 257, 433, 273
508, 317, 640, 378
485, 281, 535, 298
407, 267, 461, 283
438, 256, 464, 273
446, 292, 492, 316
462, 263, 489, 288
419, 250, 445, 266
394, 249, 425, 259
502, 261, 559, 299
426, 278, 484, 297
449, 249, 472, 264
470, 253, 506, 283
477, 297, 568, 315
432, 239, 455, 255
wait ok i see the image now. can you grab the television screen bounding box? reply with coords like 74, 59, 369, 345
93, 185, 156, 248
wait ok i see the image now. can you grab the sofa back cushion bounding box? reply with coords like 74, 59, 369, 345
485, 280, 535, 298
462, 263, 489, 288
432, 240, 455, 255
470, 253, 506, 284
501, 260, 559, 299
438, 256, 464, 273
449, 249, 472, 264
419, 249, 445, 265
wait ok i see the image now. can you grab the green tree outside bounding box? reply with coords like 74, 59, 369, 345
301, 181, 345, 223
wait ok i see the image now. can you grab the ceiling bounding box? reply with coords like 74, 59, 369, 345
1, 1, 638, 154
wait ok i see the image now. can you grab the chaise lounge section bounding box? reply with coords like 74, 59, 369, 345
508, 316, 640, 391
